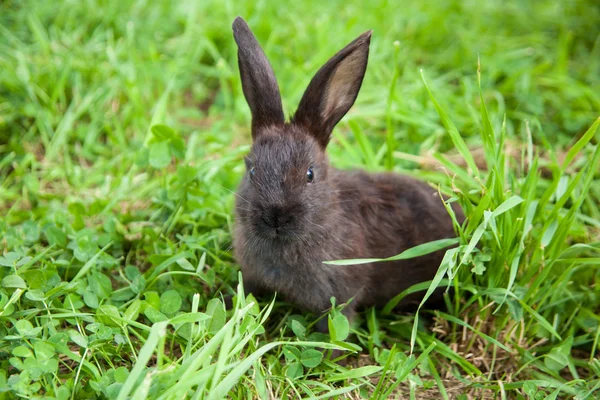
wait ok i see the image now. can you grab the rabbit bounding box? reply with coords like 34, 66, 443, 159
231, 17, 464, 333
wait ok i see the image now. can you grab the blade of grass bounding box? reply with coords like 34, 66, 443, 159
420, 69, 479, 177
324, 238, 458, 266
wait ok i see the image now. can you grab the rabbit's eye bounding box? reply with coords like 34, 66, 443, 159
249, 167, 255, 180
306, 166, 314, 183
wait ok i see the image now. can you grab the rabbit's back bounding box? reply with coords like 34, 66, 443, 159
331, 169, 462, 308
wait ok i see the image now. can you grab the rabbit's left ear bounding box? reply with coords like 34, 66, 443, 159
292, 30, 372, 148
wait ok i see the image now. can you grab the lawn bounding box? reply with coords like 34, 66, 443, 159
1, 0, 600, 398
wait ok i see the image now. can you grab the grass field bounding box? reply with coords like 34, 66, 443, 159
1, 0, 600, 398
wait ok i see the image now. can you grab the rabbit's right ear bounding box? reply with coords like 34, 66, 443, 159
232, 17, 285, 138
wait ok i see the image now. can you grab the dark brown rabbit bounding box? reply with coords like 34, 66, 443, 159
231, 17, 463, 331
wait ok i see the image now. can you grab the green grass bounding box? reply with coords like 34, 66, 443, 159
1, 0, 600, 398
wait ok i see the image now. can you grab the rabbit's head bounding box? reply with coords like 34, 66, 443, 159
233, 17, 371, 241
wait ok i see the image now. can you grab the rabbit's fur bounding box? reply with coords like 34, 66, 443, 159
231, 17, 463, 330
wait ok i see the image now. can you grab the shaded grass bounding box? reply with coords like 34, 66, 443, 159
1, 0, 600, 398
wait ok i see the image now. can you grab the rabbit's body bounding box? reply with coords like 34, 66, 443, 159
231, 18, 462, 328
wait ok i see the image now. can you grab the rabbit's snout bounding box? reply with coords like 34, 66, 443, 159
260, 206, 293, 229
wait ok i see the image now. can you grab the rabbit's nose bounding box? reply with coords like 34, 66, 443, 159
261, 207, 291, 229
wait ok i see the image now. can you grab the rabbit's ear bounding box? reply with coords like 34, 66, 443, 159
292, 31, 371, 148
233, 17, 285, 137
